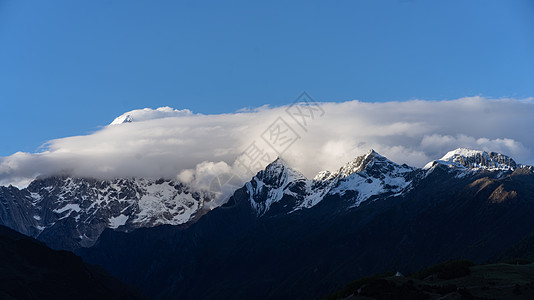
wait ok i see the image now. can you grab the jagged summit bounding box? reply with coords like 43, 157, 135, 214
334, 149, 412, 179
0, 176, 212, 249
246, 148, 527, 216
246, 150, 415, 215
339, 150, 378, 175
256, 157, 306, 186
265, 156, 287, 168
425, 148, 517, 171
313, 170, 334, 181
247, 157, 307, 216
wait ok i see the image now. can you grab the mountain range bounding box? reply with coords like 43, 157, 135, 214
2, 148, 534, 299
0, 177, 213, 249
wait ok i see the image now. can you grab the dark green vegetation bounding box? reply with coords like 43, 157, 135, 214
0, 225, 148, 300
412, 260, 475, 280
325, 260, 534, 300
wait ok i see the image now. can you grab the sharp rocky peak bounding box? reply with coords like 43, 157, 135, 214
335, 149, 406, 178
257, 157, 306, 184
266, 157, 286, 168
312, 150, 411, 181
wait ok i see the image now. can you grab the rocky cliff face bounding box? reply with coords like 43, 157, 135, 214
0, 176, 213, 249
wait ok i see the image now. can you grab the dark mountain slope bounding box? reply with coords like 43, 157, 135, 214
0, 225, 148, 300
492, 169, 534, 262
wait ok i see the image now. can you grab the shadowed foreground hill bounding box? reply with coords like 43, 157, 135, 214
0, 225, 148, 300
325, 260, 534, 300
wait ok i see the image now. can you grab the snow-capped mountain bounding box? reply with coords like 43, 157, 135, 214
325, 150, 416, 205
244, 148, 532, 217
246, 150, 417, 216
0, 176, 212, 249
110, 114, 133, 125
424, 148, 517, 171
246, 158, 308, 216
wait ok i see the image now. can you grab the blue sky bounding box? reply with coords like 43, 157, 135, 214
1, 0, 533, 157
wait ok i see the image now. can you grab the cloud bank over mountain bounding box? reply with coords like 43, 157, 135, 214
1, 97, 533, 190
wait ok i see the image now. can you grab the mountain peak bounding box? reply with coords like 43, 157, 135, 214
426, 148, 517, 171
110, 114, 133, 125
368, 149, 379, 155
263, 157, 294, 174
260, 157, 306, 183
268, 156, 284, 166
247, 157, 307, 216
311, 150, 385, 181
337, 149, 389, 177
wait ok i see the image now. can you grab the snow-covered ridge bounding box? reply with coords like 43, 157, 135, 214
424, 148, 517, 171
247, 150, 416, 215
441, 148, 484, 161
245, 148, 532, 216
3, 176, 212, 247
335, 150, 389, 178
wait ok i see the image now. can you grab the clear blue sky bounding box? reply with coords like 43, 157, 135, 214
1, 0, 533, 156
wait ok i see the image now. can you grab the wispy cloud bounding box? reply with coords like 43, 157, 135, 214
1, 97, 533, 192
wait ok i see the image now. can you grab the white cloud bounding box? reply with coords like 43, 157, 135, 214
420, 134, 529, 159
1, 98, 534, 195
178, 161, 233, 191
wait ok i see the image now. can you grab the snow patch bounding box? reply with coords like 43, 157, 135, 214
441, 148, 485, 161
108, 214, 129, 229
53, 204, 81, 214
